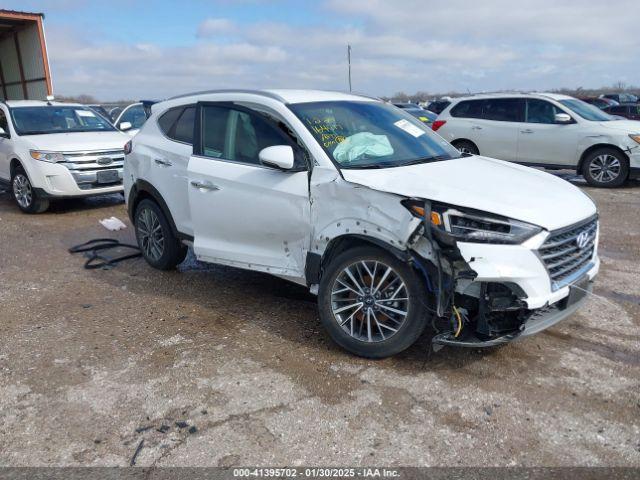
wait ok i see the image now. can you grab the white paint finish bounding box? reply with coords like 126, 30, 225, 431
188, 155, 310, 277
341, 156, 596, 231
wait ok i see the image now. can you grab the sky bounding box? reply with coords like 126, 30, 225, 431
7, 0, 640, 101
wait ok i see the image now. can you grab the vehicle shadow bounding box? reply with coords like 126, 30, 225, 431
87, 247, 496, 372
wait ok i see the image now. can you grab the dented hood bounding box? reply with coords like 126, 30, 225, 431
340, 156, 596, 231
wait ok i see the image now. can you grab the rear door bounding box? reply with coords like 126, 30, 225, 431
145, 104, 195, 235
517, 99, 581, 166
188, 102, 311, 277
473, 98, 523, 161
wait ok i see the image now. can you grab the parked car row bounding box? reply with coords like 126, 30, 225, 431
0, 87, 634, 358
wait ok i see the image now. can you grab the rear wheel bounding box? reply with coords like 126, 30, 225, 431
134, 199, 187, 270
318, 246, 429, 358
452, 140, 479, 155
582, 148, 629, 187
11, 166, 49, 213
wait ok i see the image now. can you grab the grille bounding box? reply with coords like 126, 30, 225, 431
538, 216, 597, 291
59, 149, 125, 189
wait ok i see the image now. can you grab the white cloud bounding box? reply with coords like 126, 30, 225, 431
197, 18, 237, 38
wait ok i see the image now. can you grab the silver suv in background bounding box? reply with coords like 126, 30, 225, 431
434, 93, 640, 187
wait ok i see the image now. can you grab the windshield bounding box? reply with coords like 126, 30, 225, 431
289, 101, 460, 169
10, 106, 116, 135
559, 99, 614, 122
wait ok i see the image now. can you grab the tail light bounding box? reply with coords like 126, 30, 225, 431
432, 120, 446, 131
124, 140, 132, 155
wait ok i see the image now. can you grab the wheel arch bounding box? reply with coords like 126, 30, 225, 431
10, 157, 24, 176
577, 143, 630, 176
450, 138, 479, 152
128, 180, 184, 241
305, 234, 408, 285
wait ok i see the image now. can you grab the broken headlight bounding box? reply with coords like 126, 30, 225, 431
404, 200, 541, 244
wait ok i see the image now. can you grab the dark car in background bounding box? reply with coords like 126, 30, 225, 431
392, 103, 437, 125
580, 97, 619, 110
601, 93, 638, 104
425, 99, 451, 115
604, 103, 640, 120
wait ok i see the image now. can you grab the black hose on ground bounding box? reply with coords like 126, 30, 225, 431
68, 238, 141, 269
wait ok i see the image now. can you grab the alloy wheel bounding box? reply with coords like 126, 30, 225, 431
330, 260, 409, 343
137, 207, 165, 261
13, 174, 33, 209
589, 154, 621, 183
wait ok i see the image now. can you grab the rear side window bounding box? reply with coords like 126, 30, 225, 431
483, 99, 524, 122
158, 107, 183, 136
173, 107, 196, 144
450, 100, 483, 118
157, 105, 196, 144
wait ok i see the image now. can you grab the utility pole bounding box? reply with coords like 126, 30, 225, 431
347, 45, 352, 92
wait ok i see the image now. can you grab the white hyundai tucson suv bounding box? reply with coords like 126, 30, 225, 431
124, 89, 599, 358
0, 100, 130, 213
434, 93, 640, 187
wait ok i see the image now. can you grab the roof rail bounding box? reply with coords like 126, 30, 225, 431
167, 89, 288, 103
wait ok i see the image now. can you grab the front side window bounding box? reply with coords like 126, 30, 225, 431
119, 104, 146, 129
525, 99, 562, 124
289, 101, 460, 169
200, 105, 303, 168
10, 106, 116, 135
559, 99, 613, 122
483, 99, 524, 122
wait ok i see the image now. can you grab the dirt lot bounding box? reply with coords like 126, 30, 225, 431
0, 178, 639, 467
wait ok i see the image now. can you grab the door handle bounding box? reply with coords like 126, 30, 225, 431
520, 129, 534, 134
471, 126, 483, 130
154, 158, 172, 167
190, 180, 220, 191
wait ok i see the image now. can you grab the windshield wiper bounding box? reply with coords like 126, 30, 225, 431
398, 155, 453, 167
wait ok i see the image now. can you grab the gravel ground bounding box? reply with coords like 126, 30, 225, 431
0, 179, 638, 467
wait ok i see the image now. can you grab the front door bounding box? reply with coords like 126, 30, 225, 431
188, 102, 311, 278
517, 99, 580, 166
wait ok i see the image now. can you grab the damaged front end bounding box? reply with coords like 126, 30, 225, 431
404, 199, 595, 348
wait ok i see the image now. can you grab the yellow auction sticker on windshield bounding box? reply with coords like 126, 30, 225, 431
394, 119, 425, 138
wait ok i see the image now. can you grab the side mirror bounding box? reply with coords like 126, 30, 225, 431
0, 127, 7, 137
259, 145, 295, 170
555, 113, 573, 124
119, 121, 132, 131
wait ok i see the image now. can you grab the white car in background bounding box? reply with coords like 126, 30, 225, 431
0, 100, 130, 213
124, 89, 599, 358
113, 102, 147, 136
433, 93, 640, 187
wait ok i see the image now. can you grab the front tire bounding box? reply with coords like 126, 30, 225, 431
11, 166, 49, 213
134, 199, 187, 270
582, 148, 629, 187
318, 246, 429, 358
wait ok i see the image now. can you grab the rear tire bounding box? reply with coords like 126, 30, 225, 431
11, 166, 49, 214
318, 246, 429, 358
452, 140, 479, 156
134, 199, 187, 270
582, 148, 629, 187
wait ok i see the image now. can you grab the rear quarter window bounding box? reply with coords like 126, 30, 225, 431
450, 100, 483, 118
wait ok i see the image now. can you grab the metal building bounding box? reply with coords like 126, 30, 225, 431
0, 9, 52, 100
